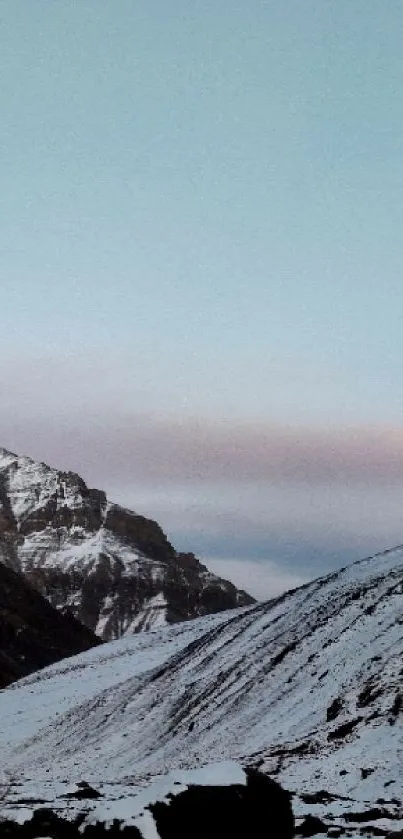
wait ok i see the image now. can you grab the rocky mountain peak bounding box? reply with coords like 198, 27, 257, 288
0, 447, 254, 640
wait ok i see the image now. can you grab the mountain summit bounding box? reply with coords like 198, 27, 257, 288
0, 447, 254, 640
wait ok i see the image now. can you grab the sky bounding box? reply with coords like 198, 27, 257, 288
1, 0, 403, 599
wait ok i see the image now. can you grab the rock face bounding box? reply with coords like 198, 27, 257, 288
0, 447, 254, 640
149, 770, 294, 839
0, 552, 98, 688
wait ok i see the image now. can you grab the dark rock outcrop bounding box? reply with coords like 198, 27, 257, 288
0, 556, 98, 688
151, 769, 294, 839
296, 814, 328, 836
0, 771, 294, 838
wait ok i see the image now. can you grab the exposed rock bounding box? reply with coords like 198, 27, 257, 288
150, 769, 294, 839
343, 807, 394, 823
361, 767, 375, 779
326, 696, 343, 722
0, 554, 98, 687
328, 716, 363, 741
65, 781, 103, 800
296, 814, 328, 836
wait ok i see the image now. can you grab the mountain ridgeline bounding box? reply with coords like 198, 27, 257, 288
0, 447, 254, 641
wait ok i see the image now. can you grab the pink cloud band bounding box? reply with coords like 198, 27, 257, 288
2, 414, 403, 487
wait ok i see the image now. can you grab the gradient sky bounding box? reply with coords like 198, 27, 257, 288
1, 1, 403, 598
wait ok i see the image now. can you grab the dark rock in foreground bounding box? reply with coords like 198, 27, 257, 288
0, 770, 294, 838
151, 769, 294, 839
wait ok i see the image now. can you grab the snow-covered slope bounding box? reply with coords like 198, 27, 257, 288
0, 447, 253, 640
0, 546, 401, 835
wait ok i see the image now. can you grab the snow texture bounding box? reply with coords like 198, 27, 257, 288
0, 544, 401, 836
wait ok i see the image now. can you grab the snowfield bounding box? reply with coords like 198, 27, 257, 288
0, 545, 402, 836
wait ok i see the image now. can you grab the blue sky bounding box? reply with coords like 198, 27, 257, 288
1, 1, 403, 597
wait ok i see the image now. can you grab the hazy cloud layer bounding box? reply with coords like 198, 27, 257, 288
206, 558, 306, 601
2, 368, 403, 591
2, 411, 403, 488
109, 479, 403, 577
1, 410, 403, 578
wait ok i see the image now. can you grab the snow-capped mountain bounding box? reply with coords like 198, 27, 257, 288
0, 447, 254, 640
0, 545, 401, 836
0, 547, 98, 688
